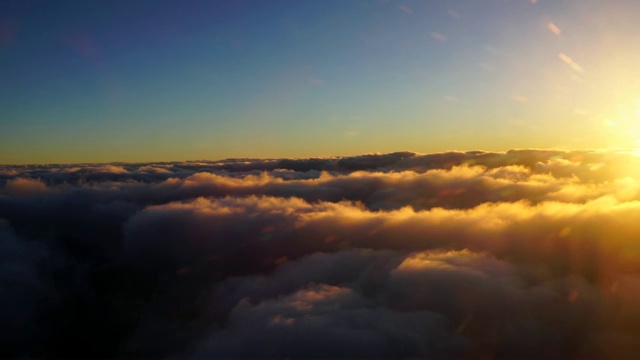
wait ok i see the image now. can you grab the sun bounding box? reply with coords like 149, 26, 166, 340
597, 97, 640, 152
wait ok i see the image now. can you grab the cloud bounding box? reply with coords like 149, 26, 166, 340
548, 22, 562, 36
430, 32, 447, 42
398, 4, 413, 14
3, 177, 47, 196
194, 282, 458, 358
0, 220, 51, 356
511, 94, 528, 103
3, 150, 640, 357
191, 248, 621, 358
559, 52, 584, 73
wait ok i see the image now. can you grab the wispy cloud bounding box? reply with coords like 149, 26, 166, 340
511, 94, 528, 103
559, 52, 584, 73
398, 4, 413, 14
548, 22, 562, 35
430, 32, 447, 42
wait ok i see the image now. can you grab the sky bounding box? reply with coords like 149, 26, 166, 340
3, 0, 640, 164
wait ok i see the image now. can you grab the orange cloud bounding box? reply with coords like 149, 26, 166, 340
3, 177, 47, 196
547, 22, 561, 35
559, 53, 584, 73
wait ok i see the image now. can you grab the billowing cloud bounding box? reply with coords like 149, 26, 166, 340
195, 282, 458, 358
3, 177, 47, 196
3, 150, 640, 357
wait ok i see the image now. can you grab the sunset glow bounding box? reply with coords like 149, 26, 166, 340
2, 0, 640, 163
4, 1, 640, 359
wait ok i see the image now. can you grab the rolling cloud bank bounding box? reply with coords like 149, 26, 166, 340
3, 150, 640, 358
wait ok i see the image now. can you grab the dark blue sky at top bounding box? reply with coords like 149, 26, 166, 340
4, 0, 465, 113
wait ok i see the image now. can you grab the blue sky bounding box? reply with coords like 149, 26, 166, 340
2, 0, 640, 163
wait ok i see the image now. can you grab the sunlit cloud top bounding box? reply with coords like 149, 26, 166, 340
5, 149, 640, 357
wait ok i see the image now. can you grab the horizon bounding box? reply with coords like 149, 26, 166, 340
3, 146, 640, 166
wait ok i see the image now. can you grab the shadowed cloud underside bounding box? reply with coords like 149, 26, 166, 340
3, 149, 640, 358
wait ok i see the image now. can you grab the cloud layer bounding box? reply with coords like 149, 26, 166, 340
3, 150, 640, 358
